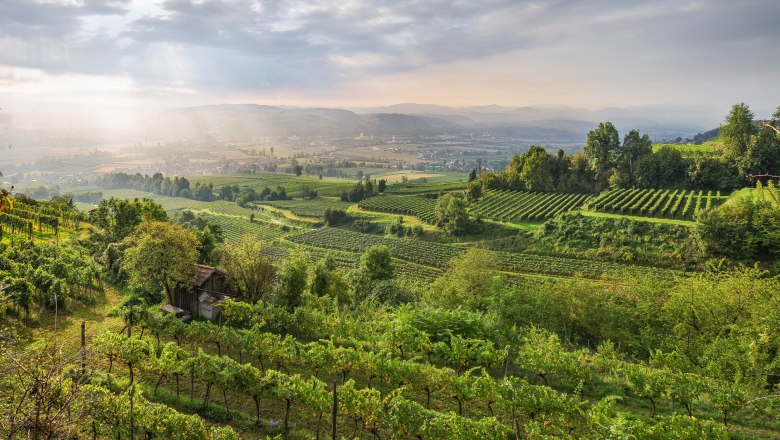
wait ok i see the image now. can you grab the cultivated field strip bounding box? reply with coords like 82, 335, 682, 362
588, 188, 725, 220
358, 195, 438, 224
471, 190, 590, 222
197, 212, 289, 243
265, 239, 443, 284
287, 227, 462, 267
496, 251, 681, 281
385, 181, 467, 195
258, 198, 353, 217
187, 173, 354, 198
286, 227, 683, 281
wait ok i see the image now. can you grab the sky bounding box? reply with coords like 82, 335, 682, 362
1, 0, 779, 130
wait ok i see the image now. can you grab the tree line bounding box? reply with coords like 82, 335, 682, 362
471, 103, 780, 195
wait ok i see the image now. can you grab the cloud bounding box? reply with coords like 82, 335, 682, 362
0, 0, 778, 116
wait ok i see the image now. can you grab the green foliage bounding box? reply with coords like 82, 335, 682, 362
276, 249, 309, 311
360, 245, 395, 282
634, 146, 689, 189
89, 197, 167, 244
721, 103, 758, 167
427, 248, 500, 310
478, 147, 595, 193
121, 221, 199, 304
695, 188, 780, 261
436, 194, 469, 235
322, 208, 350, 226
535, 212, 700, 268
585, 121, 621, 186
219, 240, 277, 302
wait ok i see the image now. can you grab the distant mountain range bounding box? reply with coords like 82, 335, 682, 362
143, 103, 717, 145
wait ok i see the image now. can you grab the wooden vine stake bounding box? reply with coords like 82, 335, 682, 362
81, 320, 86, 377
331, 381, 338, 440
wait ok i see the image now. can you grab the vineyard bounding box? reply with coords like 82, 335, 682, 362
0, 199, 85, 240
187, 173, 355, 198
268, 240, 445, 286
358, 195, 438, 224
287, 227, 681, 282
286, 227, 462, 268
257, 198, 353, 218
496, 251, 682, 281
196, 212, 290, 243
587, 188, 727, 220
470, 190, 590, 223
79, 304, 739, 439
384, 181, 467, 195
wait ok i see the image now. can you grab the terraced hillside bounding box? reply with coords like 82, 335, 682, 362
588, 188, 727, 220
471, 189, 590, 223
258, 197, 352, 217
287, 227, 682, 281
385, 181, 467, 195
358, 195, 438, 224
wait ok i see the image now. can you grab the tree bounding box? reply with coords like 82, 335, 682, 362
121, 221, 199, 305
695, 185, 780, 261
468, 168, 477, 182
743, 127, 780, 180
427, 248, 500, 310
467, 181, 483, 202
193, 225, 223, 265
436, 194, 469, 236
219, 240, 277, 302
310, 254, 336, 297
377, 179, 387, 193
686, 157, 742, 192
89, 197, 167, 243
276, 249, 309, 311
323, 208, 349, 226
360, 245, 394, 282
634, 146, 688, 189
720, 103, 757, 171
518, 145, 554, 191
564, 152, 595, 193
585, 122, 621, 186
618, 129, 653, 186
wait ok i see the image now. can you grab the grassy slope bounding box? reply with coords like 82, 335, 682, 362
186, 173, 354, 198
578, 209, 697, 226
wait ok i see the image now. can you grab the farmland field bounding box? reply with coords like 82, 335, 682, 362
287, 227, 682, 281
471, 189, 590, 223
587, 188, 727, 220
197, 212, 290, 243
384, 180, 467, 195
257, 197, 353, 218
358, 195, 438, 224
187, 172, 355, 197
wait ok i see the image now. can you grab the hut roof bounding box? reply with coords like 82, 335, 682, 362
194, 264, 222, 287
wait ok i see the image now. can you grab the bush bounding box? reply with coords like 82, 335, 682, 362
322, 208, 350, 226
695, 194, 780, 261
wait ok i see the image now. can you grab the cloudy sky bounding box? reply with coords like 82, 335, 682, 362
1, 0, 779, 128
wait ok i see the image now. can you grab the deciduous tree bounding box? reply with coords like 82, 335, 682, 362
121, 221, 199, 305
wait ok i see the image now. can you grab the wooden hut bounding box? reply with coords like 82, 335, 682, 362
170, 264, 232, 320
